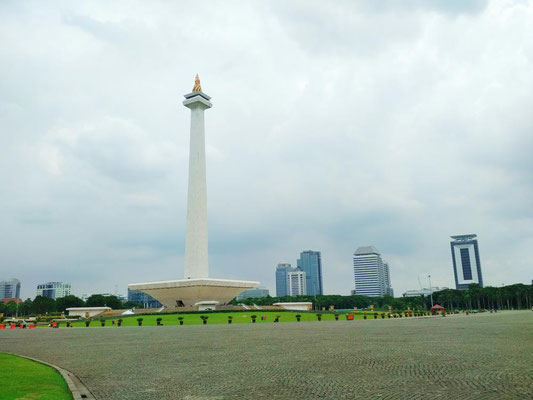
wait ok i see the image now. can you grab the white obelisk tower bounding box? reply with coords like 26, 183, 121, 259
128, 76, 259, 308
183, 75, 212, 279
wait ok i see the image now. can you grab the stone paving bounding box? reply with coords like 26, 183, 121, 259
1, 312, 532, 399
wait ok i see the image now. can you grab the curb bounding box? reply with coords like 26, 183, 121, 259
4, 352, 96, 399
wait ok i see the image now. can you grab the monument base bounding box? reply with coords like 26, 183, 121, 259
128, 278, 260, 308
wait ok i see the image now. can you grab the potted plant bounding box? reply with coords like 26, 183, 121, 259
117, 319, 122, 327
251, 315, 257, 323
363, 312, 367, 320
316, 313, 322, 322
381, 313, 385, 319
374, 312, 378, 319
200, 315, 208, 325
334, 312, 339, 321
178, 317, 184, 325
85, 320, 91, 327
274, 315, 280, 323
156, 317, 163, 326
100, 319, 105, 327
66, 321, 71, 327
295, 314, 301, 322
137, 317, 143, 326
227, 316, 232, 324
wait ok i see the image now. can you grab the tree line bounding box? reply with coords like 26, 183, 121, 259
232, 283, 533, 311
0, 294, 142, 317
2, 282, 531, 317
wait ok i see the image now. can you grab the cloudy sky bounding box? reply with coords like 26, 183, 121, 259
1, 0, 532, 299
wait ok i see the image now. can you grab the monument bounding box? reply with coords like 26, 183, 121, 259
128, 76, 259, 308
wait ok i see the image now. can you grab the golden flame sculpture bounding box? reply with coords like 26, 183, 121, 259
192, 74, 202, 92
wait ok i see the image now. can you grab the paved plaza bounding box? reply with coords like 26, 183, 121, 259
1, 312, 532, 399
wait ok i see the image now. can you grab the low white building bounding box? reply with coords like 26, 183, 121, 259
403, 287, 449, 297
66, 307, 111, 319
273, 302, 312, 311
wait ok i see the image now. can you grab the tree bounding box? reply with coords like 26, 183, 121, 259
86, 295, 122, 309
31, 295, 56, 314
56, 295, 85, 312
18, 299, 33, 316
4, 301, 17, 317
122, 301, 143, 309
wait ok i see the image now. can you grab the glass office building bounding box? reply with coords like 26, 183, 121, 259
297, 250, 323, 296
0, 278, 21, 300
450, 234, 483, 290
36, 282, 71, 299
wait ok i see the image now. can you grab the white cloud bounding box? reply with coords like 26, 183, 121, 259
0, 0, 532, 298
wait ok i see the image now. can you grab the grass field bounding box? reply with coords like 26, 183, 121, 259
0, 353, 72, 400
68, 310, 393, 327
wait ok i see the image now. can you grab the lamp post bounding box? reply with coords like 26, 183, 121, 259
428, 275, 434, 307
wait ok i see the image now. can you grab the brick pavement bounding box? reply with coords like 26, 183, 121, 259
0, 311, 531, 399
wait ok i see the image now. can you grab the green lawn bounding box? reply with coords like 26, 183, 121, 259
68, 311, 395, 327
0, 353, 73, 400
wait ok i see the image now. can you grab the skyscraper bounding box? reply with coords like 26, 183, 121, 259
450, 234, 483, 290
287, 269, 306, 296
36, 282, 71, 299
0, 279, 21, 300
297, 250, 323, 296
353, 246, 393, 297
276, 263, 292, 297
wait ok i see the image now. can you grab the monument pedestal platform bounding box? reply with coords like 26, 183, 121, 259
128, 278, 259, 308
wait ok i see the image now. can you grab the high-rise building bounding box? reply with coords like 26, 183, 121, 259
297, 250, 323, 296
450, 234, 483, 290
127, 289, 162, 308
36, 282, 71, 299
276, 263, 292, 297
276, 263, 307, 297
353, 246, 393, 297
235, 287, 270, 301
0, 279, 21, 300
287, 269, 306, 296
383, 262, 394, 297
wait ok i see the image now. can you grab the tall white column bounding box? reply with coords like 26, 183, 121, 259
183, 77, 212, 279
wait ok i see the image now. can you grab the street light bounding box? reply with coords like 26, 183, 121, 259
428, 275, 434, 307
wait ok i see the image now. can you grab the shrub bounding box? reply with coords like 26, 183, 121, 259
178, 317, 184, 325
274, 315, 280, 323
227, 316, 232, 324
156, 317, 163, 326
334, 313, 339, 321
251, 315, 257, 323
200, 316, 208, 325
316, 313, 322, 321
85, 320, 91, 327
295, 314, 301, 322
137, 318, 143, 326
117, 319, 123, 327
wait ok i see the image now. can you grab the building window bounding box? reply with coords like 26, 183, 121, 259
460, 248, 472, 280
